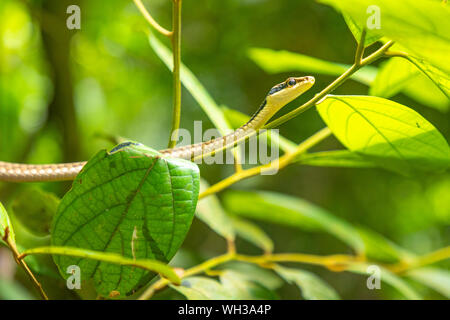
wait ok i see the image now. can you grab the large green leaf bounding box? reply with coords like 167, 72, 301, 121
10, 187, 60, 236
51, 142, 200, 298
316, 95, 450, 176
0, 202, 15, 247
223, 190, 365, 254
275, 265, 340, 300
319, 0, 450, 74
196, 179, 235, 241
248, 47, 377, 86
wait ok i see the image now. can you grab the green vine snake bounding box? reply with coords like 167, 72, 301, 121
0, 76, 314, 182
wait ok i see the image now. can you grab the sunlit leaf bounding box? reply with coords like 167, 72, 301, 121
407, 268, 450, 299
370, 58, 420, 98
319, 0, 450, 74
275, 265, 340, 300
370, 57, 449, 111
51, 142, 199, 298
196, 179, 235, 241
248, 47, 378, 86
316, 95, 450, 176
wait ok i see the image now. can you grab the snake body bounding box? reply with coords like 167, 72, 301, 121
0, 76, 314, 182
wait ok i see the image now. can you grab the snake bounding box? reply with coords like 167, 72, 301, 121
0, 76, 314, 182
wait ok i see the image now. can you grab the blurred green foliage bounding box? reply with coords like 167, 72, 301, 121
0, 0, 448, 299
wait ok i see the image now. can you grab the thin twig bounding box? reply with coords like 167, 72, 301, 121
4, 230, 48, 300
354, 29, 367, 66
263, 40, 395, 130
133, 0, 173, 37
168, 0, 183, 148
198, 127, 332, 199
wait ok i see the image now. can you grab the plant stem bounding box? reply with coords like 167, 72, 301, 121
133, 0, 172, 37
389, 246, 450, 273
198, 127, 332, 199
168, 0, 183, 148
139, 244, 450, 300
354, 29, 367, 66
5, 234, 48, 300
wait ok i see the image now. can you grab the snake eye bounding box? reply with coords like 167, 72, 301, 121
288, 79, 296, 86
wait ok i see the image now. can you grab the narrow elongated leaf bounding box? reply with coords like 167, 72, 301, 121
230, 216, 274, 253
11, 187, 60, 236
51, 142, 200, 298
355, 227, 413, 263
319, 0, 450, 74
0, 202, 15, 247
316, 95, 450, 176
220, 270, 278, 300
370, 58, 420, 98
347, 263, 422, 300
223, 191, 414, 262
295, 150, 377, 168
172, 277, 232, 300
248, 47, 378, 86
223, 190, 365, 254
196, 179, 235, 241
275, 265, 340, 300
370, 57, 449, 111
407, 268, 450, 299
224, 262, 284, 290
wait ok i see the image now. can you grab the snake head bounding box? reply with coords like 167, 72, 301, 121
267, 76, 315, 110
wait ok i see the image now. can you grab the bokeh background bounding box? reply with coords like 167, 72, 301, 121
0, 0, 448, 299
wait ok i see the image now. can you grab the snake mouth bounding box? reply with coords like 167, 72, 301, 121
296, 76, 315, 85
